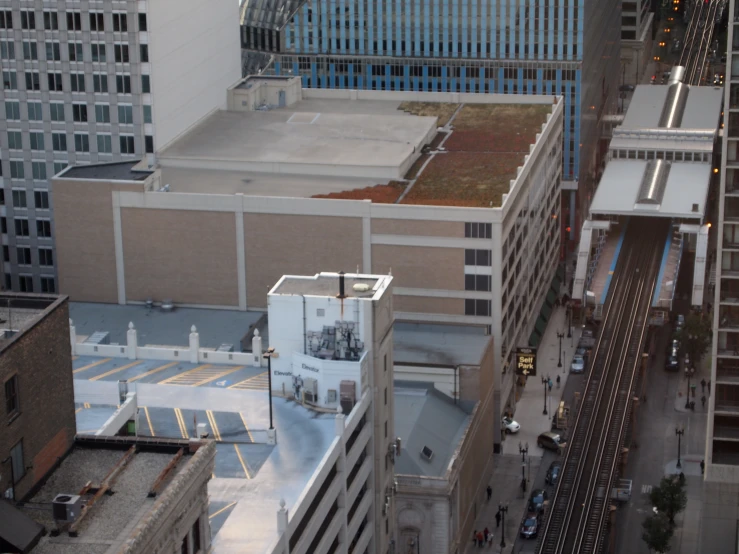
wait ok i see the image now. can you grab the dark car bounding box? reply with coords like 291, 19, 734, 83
575, 345, 590, 362
538, 431, 567, 453
545, 461, 562, 486
665, 339, 680, 371
520, 513, 540, 539
619, 84, 635, 92
528, 489, 549, 513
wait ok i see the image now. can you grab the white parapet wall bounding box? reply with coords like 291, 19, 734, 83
95, 392, 138, 436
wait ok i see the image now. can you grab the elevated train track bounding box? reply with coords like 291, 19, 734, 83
678, 0, 725, 85
537, 219, 670, 554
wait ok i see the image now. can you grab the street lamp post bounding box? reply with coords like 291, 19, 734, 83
685, 366, 695, 409
676, 427, 684, 469
557, 332, 565, 368
567, 305, 572, 338
519, 442, 529, 492
541, 376, 548, 416
263, 347, 276, 430
499, 504, 508, 548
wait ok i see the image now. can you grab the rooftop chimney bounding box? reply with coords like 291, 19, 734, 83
338, 272, 346, 299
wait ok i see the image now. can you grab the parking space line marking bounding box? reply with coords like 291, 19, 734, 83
72, 356, 78, 361
206, 410, 222, 441
239, 412, 254, 443
89, 360, 143, 381
174, 408, 189, 439
127, 361, 179, 382
143, 406, 155, 437
195, 366, 245, 387
159, 364, 212, 385
84, 403, 90, 409
228, 371, 268, 390
209, 501, 237, 520
73, 358, 112, 374
75, 407, 84, 414
234, 444, 251, 479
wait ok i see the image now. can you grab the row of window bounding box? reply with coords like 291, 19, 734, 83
0, 10, 144, 33
465, 248, 492, 267
3, 70, 150, 94
10, 246, 53, 266
611, 149, 711, 163
0, 189, 49, 210
3, 217, 52, 238
6, 100, 152, 125
465, 222, 492, 239
1, 40, 147, 64
6, 274, 55, 293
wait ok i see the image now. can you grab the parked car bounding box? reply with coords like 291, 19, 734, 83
528, 489, 549, 513
538, 431, 567, 453
503, 416, 521, 434
545, 461, 562, 486
520, 513, 541, 539
570, 354, 585, 374
619, 84, 635, 92
675, 314, 685, 330
665, 339, 680, 371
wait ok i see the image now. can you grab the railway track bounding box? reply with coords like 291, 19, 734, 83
678, 0, 723, 85
537, 219, 669, 554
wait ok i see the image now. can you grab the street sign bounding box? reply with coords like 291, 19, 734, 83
516, 347, 537, 376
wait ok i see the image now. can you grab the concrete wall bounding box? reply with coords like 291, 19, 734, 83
148, 0, 241, 152
0, 296, 75, 501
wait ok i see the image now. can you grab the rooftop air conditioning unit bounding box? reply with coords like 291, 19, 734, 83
340, 380, 356, 414
303, 377, 318, 404
52, 494, 83, 523
420, 446, 434, 462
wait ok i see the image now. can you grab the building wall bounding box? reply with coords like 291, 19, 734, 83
121, 208, 239, 306
147, 0, 241, 152
372, 245, 463, 290
372, 219, 463, 237
0, 296, 74, 500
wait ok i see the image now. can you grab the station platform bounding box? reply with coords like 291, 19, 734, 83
588, 222, 627, 308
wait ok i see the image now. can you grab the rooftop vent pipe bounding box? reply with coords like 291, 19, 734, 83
659, 66, 689, 129
338, 271, 346, 299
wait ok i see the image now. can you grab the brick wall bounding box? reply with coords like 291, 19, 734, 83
0, 297, 75, 500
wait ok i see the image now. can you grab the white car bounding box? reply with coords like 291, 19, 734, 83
503, 417, 520, 434
570, 354, 585, 374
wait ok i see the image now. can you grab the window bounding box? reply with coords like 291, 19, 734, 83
50, 132, 65, 150
89, 12, 104, 31
138, 13, 147, 31
70, 73, 85, 92
74, 133, 89, 152
1, 217, 6, 233
50, 102, 64, 121
465, 274, 492, 292
120, 135, 135, 154
192, 519, 201, 552
464, 249, 492, 266
93, 73, 108, 93
141, 74, 150, 93
91, 43, 106, 62
52, 162, 67, 175
2, 246, 7, 262
114, 43, 129, 63
143, 104, 152, 124
0, 11, 12, 29
97, 134, 112, 153
40, 276, 55, 293
43, 11, 58, 30
27, 102, 42, 121
18, 275, 32, 293
47, 72, 63, 91
116, 74, 131, 93
0, 189, 4, 205
34, 190, 49, 209
118, 104, 133, 124
14, 219, 29, 237
10, 441, 24, 481
465, 299, 492, 317
16, 247, 31, 264
72, 103, 88, 122
0, 41, 14, 59
5, 101, 19, 120
38, 248, 53, 266
31, 161, 46, 180
22, 41, 37, 60
12, 189, 26, 208
66, 11, 82, 31
113, 13, 127, 32
384, 387, 387, 405
25, 71, 40, 91
95, 104, 110, 123
20, 10, 35, 30
9, 161, 23, 179
36, 219, 51, 237
384, 420, 387, 438
140, 44, 149, 62
7, 131, 22, 150
46, 41, 61, 61
145, 135, 153, 153
2, 70, 17, 90
68, 42, 83, 62
29, 132, 44, 151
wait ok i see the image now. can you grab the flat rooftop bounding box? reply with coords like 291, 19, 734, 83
393, 322, 491, 366
270, 272, 391, 300
620, 84, 723, 130
59, 161, 153, 182
590, 160, 712, 219
0, 294, 65, 348
157, 97, 552, 208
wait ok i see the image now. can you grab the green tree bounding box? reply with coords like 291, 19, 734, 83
649, 476, 688, 525
642, 512, 673, 553
676, 313, 712, 365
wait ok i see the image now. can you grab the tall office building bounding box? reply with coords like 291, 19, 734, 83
0, 0, 240, 293
241, 0, 621, 234
621, 0, 654, 86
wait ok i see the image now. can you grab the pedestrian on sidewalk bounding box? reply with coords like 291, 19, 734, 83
486, 485, 492, 501
548, 378, 553, 392
691, 383, 697, 398
476, 530, 484, 548
701, 460, 705, 474
483, 527, 490, 544
702, 395, 707, 409
472, 530, 477, 546
487, 532, 494, 547
556, 375, 561, 389
701, 378, 707, 394
495, 510, 501, 528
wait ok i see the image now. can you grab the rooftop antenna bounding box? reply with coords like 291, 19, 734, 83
7, 298, 11, 331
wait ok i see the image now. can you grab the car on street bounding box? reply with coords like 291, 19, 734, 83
575, 346, 589, 363
545, 461, 562, 486
502, 416, 520, 434
528, 489, 549, 514
520, 513, 541, 539
665, 339, 680, 371
619, 84, 635, 92
570, 354, 585, 374
538, 431, 567, 453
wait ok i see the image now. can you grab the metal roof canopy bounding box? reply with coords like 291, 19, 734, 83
590, 160, 711, 219
620, 85, 723, 131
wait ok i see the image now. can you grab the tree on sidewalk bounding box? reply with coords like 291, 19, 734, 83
676, 313, 712, 365
649, 476, 688, 525
642, 512, 673, 553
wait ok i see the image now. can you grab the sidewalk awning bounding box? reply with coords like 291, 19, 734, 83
0, 499, 44, 553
